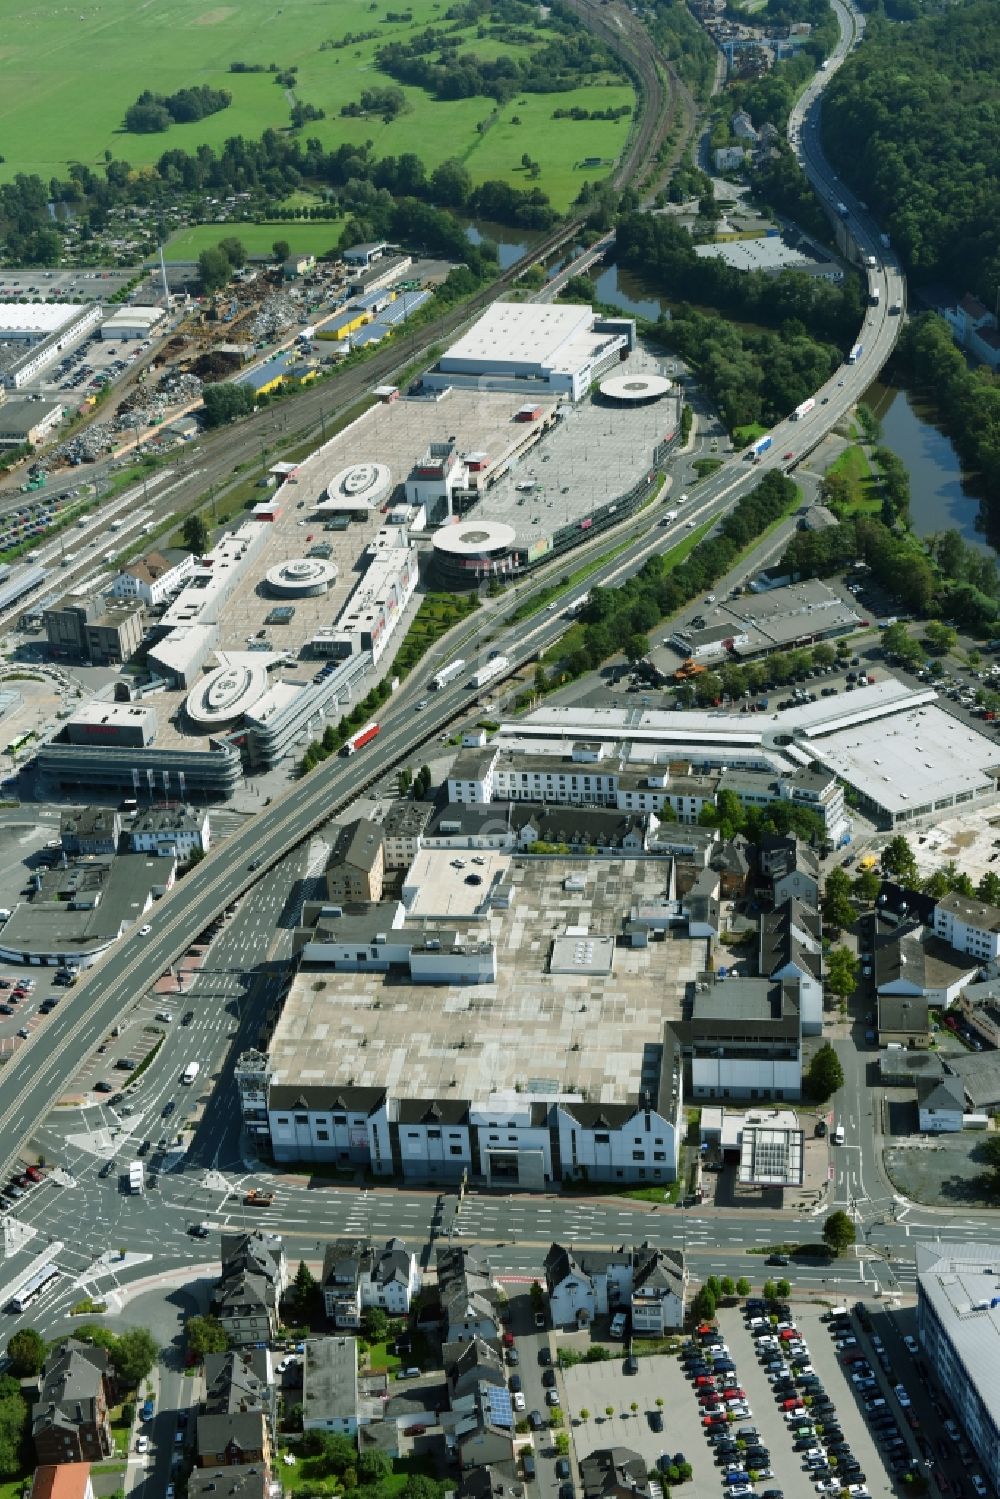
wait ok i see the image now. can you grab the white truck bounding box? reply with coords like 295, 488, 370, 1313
431, 659, 467, 692
128, 1161, 144, 1195
432, 659, 465, 691
182, 1061, 200, 1085
469, 654, 509, 690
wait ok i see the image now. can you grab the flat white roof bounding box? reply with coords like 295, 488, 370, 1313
441, 300, 593, 369
68, 699, 156, 728
102, 305, 164, 329
810, 702, 1000, 814
0, 302, 88, 336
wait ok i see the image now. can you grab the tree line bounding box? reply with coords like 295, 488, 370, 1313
124, 85, 232, 134
821, 0, 1000, 296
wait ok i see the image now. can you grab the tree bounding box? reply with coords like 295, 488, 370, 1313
923, 620, 957, 655
691, 1285, 716, 1322
823, 1209, 857, 1256
293, 1259, 320, 1316
579, 1407, 590, 1423
882, 835, 918, 885
975, 1133, 1000, 1198
361, 1306, 389, 1343
804, 1041, 844, 1102
202, 382, 256, 427
762, 1279, 777, 1303
182, 513, 209, 556
217, 235, 247, 268
775, 1278, 791, 1298
826, 946, 859, 1000
720, 1276, 736, 1299
402, 1476, 444, 1499
6, 1327, 45, 1376
0, 1373, 28, 1479
359, 1451, 390, 1482
197, 245, 232, 293
852, 868, 881, 903
272, 238, 291, 262
624, 632, 648, 664
822, 867, 855, 931
185, 1315, 228, 1359
110, 1328, 158, 1388
735, 1277, 751, 1298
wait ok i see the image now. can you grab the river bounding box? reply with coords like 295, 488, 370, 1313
865, 379, 986, 552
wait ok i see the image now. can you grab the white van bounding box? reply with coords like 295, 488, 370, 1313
181, 1061, 200, 1085
833, 1123, 845, 1145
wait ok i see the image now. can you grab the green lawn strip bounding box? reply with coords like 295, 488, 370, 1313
732, 422, 768, 447
827, 443, 879, 514
164, 220, 346, 262
362, 1338, 402, 1372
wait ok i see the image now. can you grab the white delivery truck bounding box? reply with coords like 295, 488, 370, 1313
182, 1061, 200, 1085
129, 1161, 144, 1194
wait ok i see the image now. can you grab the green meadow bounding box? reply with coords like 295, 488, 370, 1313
0, 0, 633, 211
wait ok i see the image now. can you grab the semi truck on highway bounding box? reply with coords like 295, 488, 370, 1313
432, 660, 465, 690
848, 343, 863, 364
745, 434, 772, 462
129, 1161, 144, 1194
869, 286, 880, 306
792, 399, 816, 421
341, 721, 380, 755
565, 593, 591, 616
469, 654, 509, 690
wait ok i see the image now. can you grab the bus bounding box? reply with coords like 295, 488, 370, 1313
848, 343, 863, 365
9, 1262, 59, 1313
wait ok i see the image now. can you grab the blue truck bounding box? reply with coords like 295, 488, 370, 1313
745, 434, 773, 463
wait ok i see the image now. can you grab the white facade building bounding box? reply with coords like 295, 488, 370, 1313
933, 892, 1000, 963
112, 551, 195, 607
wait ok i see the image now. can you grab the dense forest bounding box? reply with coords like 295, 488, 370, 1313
821, 0, 1000, 296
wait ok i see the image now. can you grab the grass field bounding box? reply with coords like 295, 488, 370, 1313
163, 220, 346, 261
827, 442, 879, 514
0, 0, 633, 212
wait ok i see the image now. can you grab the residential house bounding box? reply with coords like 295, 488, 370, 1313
111, 550, 195, 608
32, 1342, 114, 1466
758, 836, 820, 907
629, 1244, 686, 1335
942, 293, 1000, 372
321, 1236, 421, 1327
446, 1338, 507, 1408
682, 867, 720, 938
544, 1245, 598, 1328
454, 1385, 515, 1471
761, 899, 823, 1034
452, 1469, 524, 1499
933, 892, 1000, 963
877, 993, 930, 1049
876, 921, 977, 1009
713, 146, 746, 172
326, 818, 386, 904
957, 981, 1000, 1047
196, 1349, 274, 1469
60, 807, 121, 857
731, 110, 759, 142
436, 1247, 501, 1344
301, 1337, 361, 1436
680, 977, 803, 1101
212, 1232, 289, 1347
580, 1448, 652, 1499
128, 805, 210, 860
711, 838, 752, 899
29, 1466, 94, 1499
917, 1076, 966, 1134
189, 1468, 270, 1499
